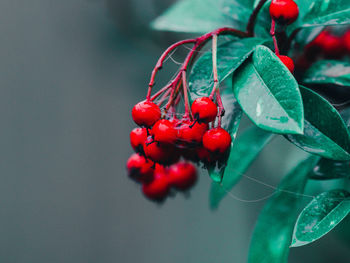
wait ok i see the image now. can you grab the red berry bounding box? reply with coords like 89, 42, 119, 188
344, 30, 350, 52
142, 167, 170, 200
132, 100, 161, 127
203, 127, 232, 154
130, 127, 148, 152
197, 147, 213, 163
126, 153, 154, 182
143, 136, 177, 164
177, 119, 208, 146
191, 97, 218, 123
277, 55, 295, 73
168, 162, 197, 190
151, 119, 177, 145
270, 0, 299, 25
310, 31, 345, 58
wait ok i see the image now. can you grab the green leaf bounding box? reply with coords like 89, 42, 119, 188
233, 45, 304, 134
291, 190, 350, 247
286, 86, 350, 161
303, 60, 350, 87
300, 0, 350, 27
151, 0, 253, 33
248, 156, 319, 263
210, 126, 274, 208
189, 37, 266, 98
309, 158, 350, 180
207, 85, 243, 183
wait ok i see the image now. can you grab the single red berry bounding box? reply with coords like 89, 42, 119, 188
143, 136, 176, 164
203, 127, 232, 154
151, 119, 177, 145
309, 31, 345, 58
197, 147, 213, 163
177, 119, 208, 146
344, 30, 350, 52
130, 127, 148, 152
277, 55, 295, 73
142, 166, 170, 200
132, 100, 161, 127
126, 153, 154, 183
270, 0, 299, 25
168, 162, 197, 190
191, 97, 218, 123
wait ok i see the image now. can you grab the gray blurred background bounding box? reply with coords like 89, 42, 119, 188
0, 0, 349, 262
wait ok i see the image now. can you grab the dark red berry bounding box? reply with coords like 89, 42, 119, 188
152, 119, 177, 145
277, 55, 295, 73
177, 119, 208, 146
126, 153, 154, 183
168, 162, 197, 190
143, 136, 175, 164
203, 127, 232, 154
309, 31, 345, 58
142, 166, 170, 200
270, 0, 299, 25
197, 147, 213, 163
191, 97, 218, 123
130, 127, 148, 152
132, 100, 161, 127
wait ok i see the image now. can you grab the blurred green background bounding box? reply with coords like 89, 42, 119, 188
0, 0, 349, 262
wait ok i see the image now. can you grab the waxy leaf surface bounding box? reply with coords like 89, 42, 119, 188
292, 190, 350, 247
309, 158, 350, 180
248, 156, 319, 263
233, 45, 304, 134
286, 86, 350, 161
303, 60, 350, 87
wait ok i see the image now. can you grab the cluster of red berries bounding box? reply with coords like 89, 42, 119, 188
127, 97, 231, 201
269, 0, 300, 73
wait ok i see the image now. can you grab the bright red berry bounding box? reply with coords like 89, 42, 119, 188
126, 153, 154, 182
270, 0, 299, 25
309, 31, 344, 58
344, 30, 350, 52
277, 55, 295, 73
130, 127, 148, 152
203, 127, 232, 154
142, 166, 170, 200
177, 119, 208, 146
191, 97, 218, 123
168, 162, 197, 190
152, 119, 177, 145
132, 100, 161, 127
143, 136, 176, 164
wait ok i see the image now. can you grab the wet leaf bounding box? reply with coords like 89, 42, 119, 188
210, 126, 274, 208
291, 190, 350, 247
309, 158, 350, 180
286, 86, 350, 161
303, 60, 350, 87
248, 156, 319, 263
233, 45, 304, 134
189, 37, 265, 98
151, 0, 253, 33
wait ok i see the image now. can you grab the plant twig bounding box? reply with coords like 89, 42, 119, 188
246, 0, 269, 36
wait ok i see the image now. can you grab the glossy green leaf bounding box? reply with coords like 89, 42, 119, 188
341, 107, 350, 128
301, 0, 350, 27
233, 45, 304, 134
309, 158, 350, 180
286, 86, 350, 161
207, 86, 243, 183
303, 60, 350, 87
248, 156, 319, 263
151, 0, 253, 33
189, 37, 265, 99
210, 126, 274, 208
291, 190, 350, 247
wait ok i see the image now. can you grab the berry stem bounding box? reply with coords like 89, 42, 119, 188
146, 27, 249, 101
209, 34, 219, 100
157, 87, 173, 107
246, 0, 269, 36
182, 71, 191, 118
270, 19, 280, 56
151, 85, 172, 101
216, 89, 224, 127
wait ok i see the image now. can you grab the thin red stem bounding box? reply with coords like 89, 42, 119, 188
246, 0, 269, 36
209, 34, 219, 100
157, 88, 172, 107
270, 20, 280, 56
182, 71, 191, 118
151, 85, 172, 101
216, 89, 224, 127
